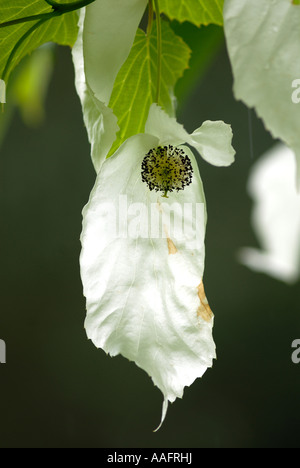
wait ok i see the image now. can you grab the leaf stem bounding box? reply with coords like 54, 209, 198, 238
153, 0, 162, 104
0, 0, 96, 29
2, 17, 50, 83
0, 12, 56, 29
147, 0, 154, 36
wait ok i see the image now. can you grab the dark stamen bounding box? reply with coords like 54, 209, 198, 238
141, 145, 193, 197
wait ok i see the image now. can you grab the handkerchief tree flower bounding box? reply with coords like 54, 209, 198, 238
73, 0, 235, 428
1, 0, 237, 430
2, 0, 300, 435
79, 102, 235, 427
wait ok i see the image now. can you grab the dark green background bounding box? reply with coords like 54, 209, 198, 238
0, 27, 300, 448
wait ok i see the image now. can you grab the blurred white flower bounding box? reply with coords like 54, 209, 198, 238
239, 144, 300, 284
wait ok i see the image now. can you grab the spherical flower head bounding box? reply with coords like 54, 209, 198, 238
141, 145, 193, 198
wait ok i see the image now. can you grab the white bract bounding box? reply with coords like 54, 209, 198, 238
239, 144, 300, 284
80, 103, 235, 428
83, 0, 148, 106
72, 0, 148, 172
73, 0, 235, 428
224, 0, 300, 185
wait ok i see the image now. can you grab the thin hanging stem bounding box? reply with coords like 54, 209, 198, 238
2, 17, 50, 83
0, 0, 96, 29
0, 12, 56, 29
153, 0, 162, 104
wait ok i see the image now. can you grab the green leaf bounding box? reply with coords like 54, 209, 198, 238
159, 0, 224, 26
0, 0, 78, 84
171, 22, 224, 111
108, 20, 191, 156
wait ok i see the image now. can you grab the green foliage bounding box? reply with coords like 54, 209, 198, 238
108, 20, 191, 156
13, 45, 54, 127
0, 45, 54, 148
159, 0, 224, 26
1, 0, 226, 156
0, 0, 78, 83
224, 0, 300, 184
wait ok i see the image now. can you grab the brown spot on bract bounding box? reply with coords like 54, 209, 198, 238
167, 238, 177, 255
163, 223, 177, 255
197, 281, 214, 322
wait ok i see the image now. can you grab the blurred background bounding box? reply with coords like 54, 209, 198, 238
0, 23, 300, 448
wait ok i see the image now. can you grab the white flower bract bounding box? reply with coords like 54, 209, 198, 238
80, 104, 235, 428
72, 0, 148, 173
224, 0, 300, 185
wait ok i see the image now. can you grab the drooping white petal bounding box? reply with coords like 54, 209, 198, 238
83, 0, 148, 105
72, 10, 119, 172
145, 103, 190, 146
189, 121, 235, 167
224, 0, 300, 183
239, 144, 300, 284
80, 133, 216, 423
145, 104, 235, 167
